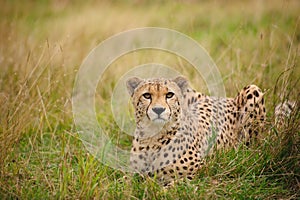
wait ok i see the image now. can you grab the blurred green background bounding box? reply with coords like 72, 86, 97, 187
0, 0, 299, 199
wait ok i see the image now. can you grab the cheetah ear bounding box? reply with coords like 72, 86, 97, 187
173, 76, 189, 92
126, 77, 143, 96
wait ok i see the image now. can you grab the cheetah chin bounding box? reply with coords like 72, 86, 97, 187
152, 118, 167, 124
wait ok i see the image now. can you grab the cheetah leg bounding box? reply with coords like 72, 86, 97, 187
235, 85, 266, 145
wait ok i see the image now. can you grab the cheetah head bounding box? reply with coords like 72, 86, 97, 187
127, 76, 188, 131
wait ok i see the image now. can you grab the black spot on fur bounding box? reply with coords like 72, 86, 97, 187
253, 90, 259, 97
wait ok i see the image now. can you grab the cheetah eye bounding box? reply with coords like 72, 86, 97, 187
166, 92, 174, 99
142, 93, 151, 99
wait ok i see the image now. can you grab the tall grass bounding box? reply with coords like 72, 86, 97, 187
0, 0, 299, 199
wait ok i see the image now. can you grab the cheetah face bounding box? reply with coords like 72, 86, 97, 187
139, 87, 173, 124
127, 76, 188, 128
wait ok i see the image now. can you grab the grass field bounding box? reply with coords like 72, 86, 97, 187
0, 0, 299, 199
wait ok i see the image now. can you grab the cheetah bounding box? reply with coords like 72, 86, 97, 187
275, 100, 296, 127
126, 76, 266, 183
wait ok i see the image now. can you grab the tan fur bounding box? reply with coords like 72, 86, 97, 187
127, 77, 266, 184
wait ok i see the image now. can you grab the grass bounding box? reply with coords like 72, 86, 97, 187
0, 0, 299, 199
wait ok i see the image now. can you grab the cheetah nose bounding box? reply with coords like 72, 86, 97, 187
152, 107, 166, 115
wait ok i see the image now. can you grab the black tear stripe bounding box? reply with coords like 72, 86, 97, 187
141, 92, 152, 121
146, 103, 151, 120
167, 101, 172, 120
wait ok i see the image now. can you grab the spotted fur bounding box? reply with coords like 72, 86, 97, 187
275, 100, 296, 127
127, 76, 266, 183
